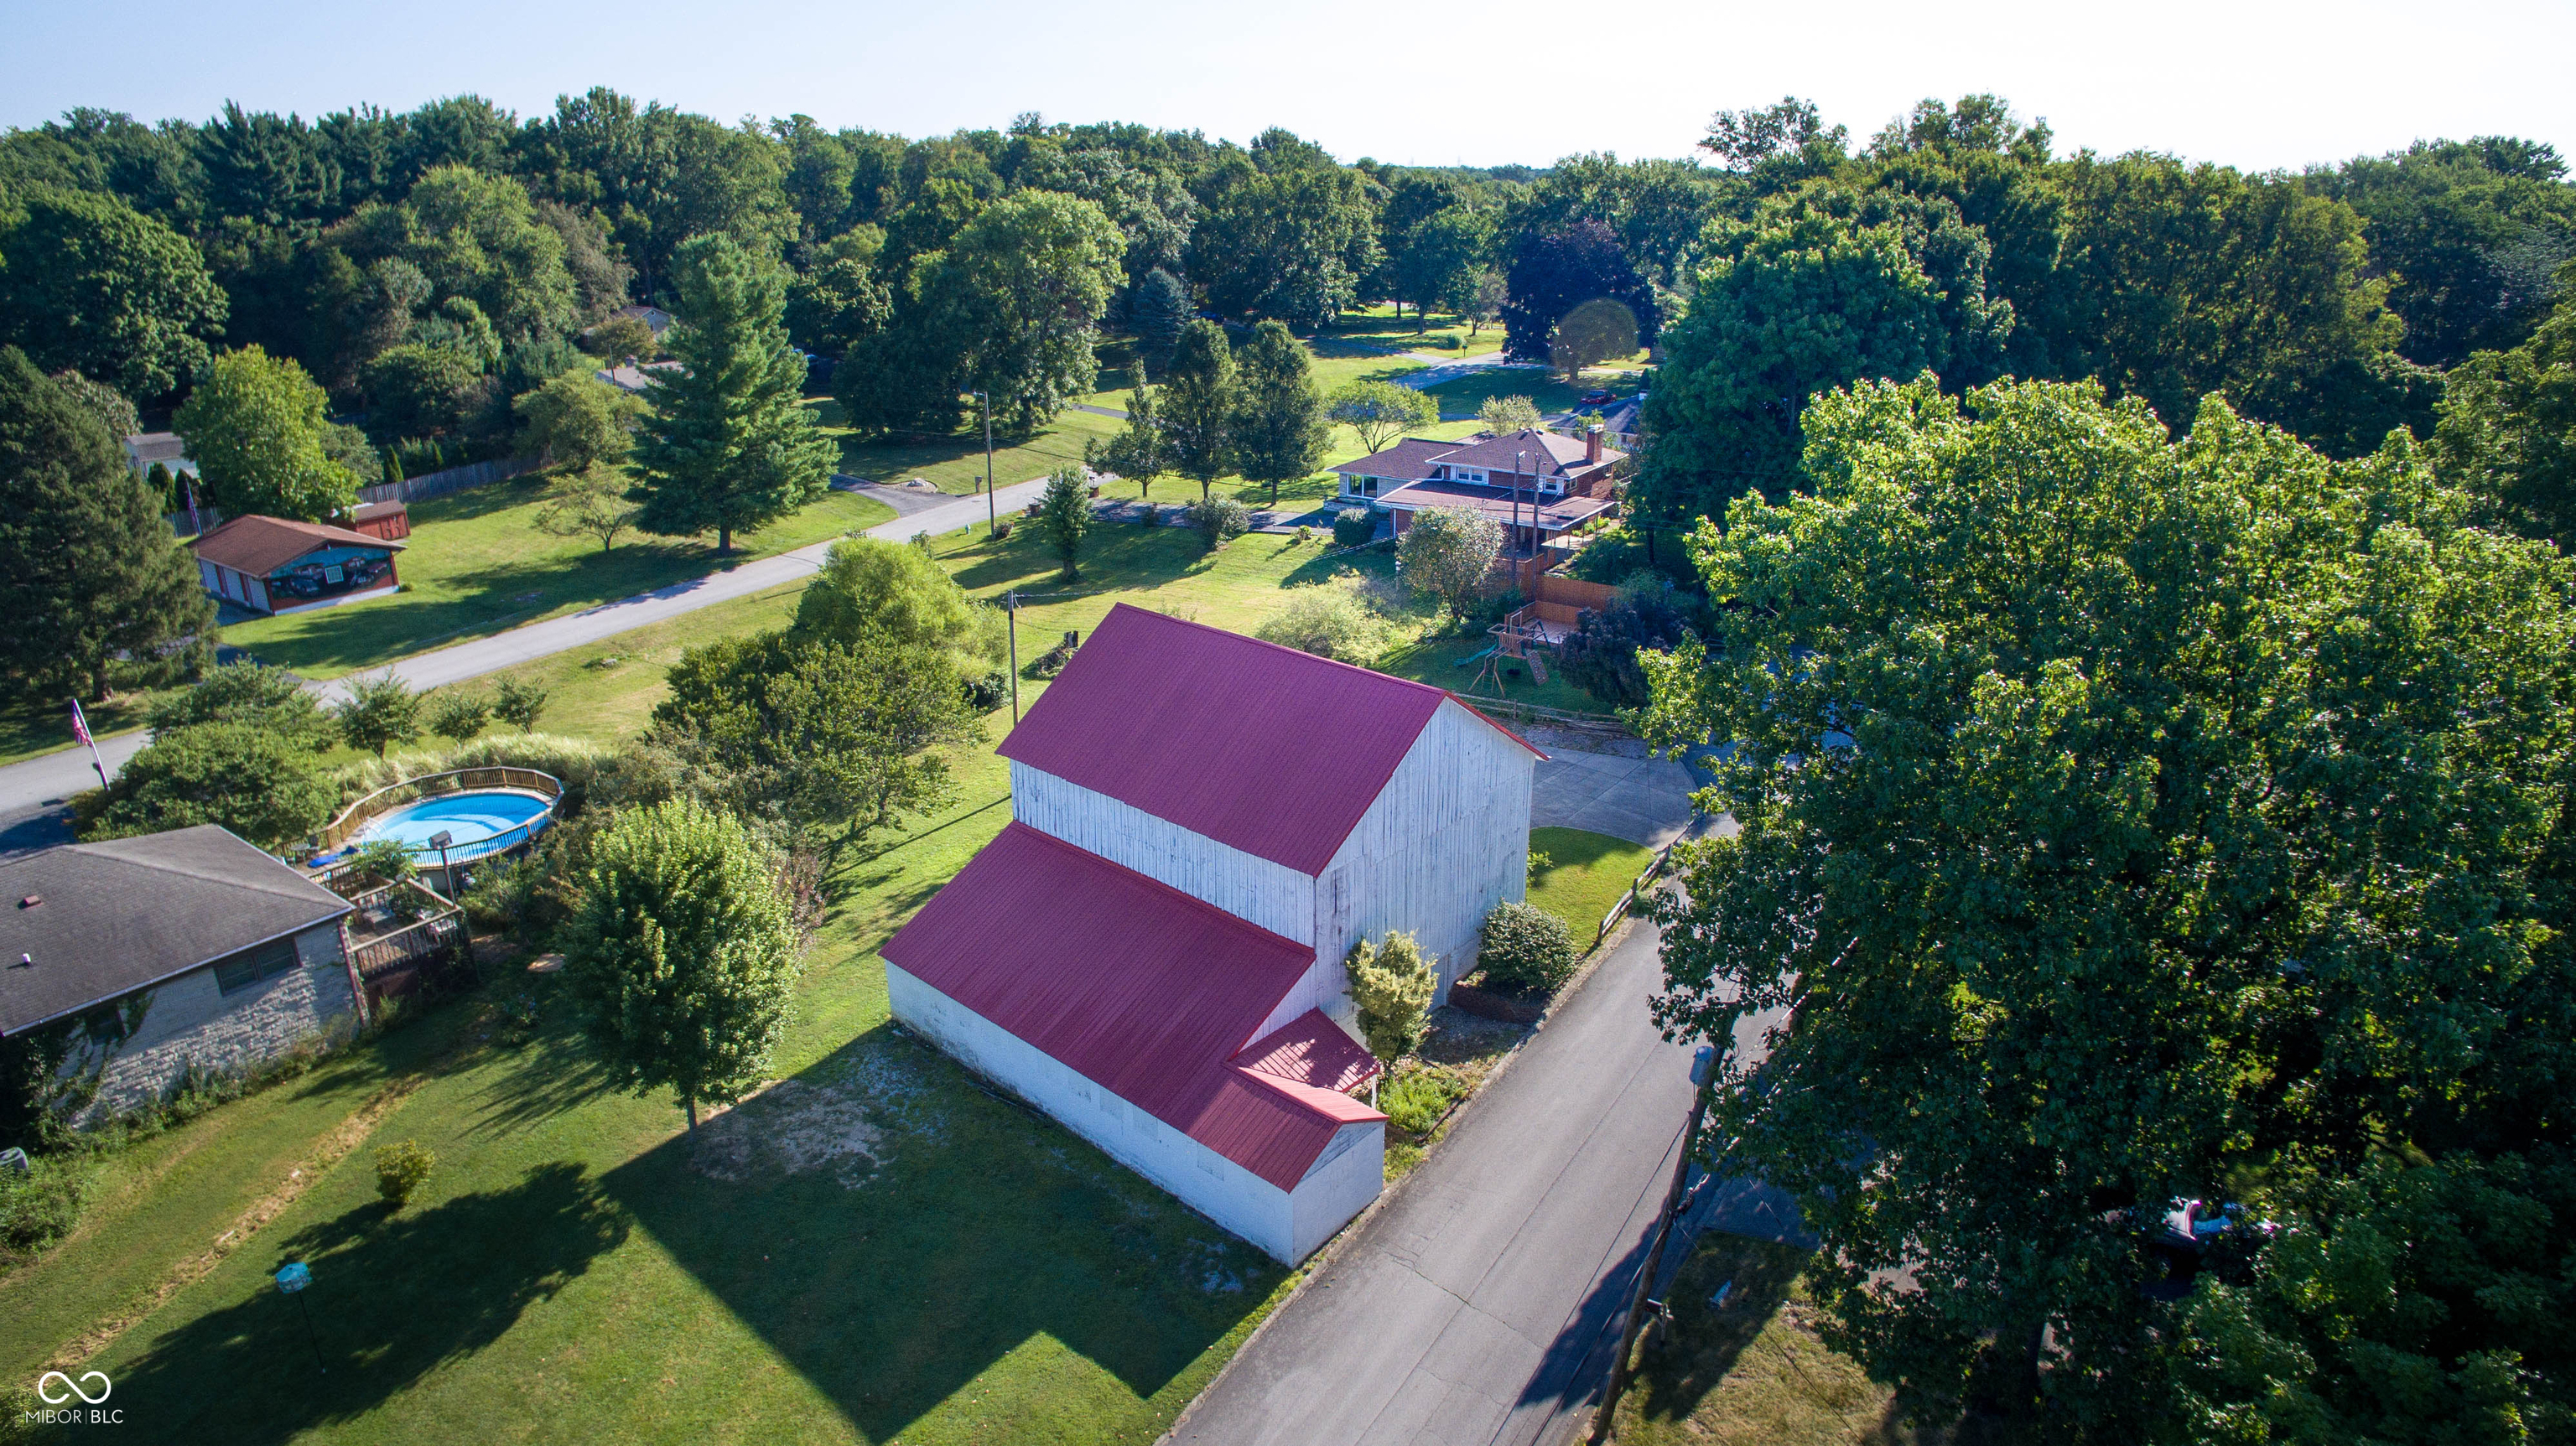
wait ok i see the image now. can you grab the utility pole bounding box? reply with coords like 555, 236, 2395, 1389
1003, 592, 1020, 724
1592, 1042, 1716, 1443
1514, 447, 1529, 588
975, 390, 998, 536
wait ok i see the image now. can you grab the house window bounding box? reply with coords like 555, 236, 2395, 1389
1539, 478, 1565, 495
1458, 469, 1486, 484
212, 935, 302, 995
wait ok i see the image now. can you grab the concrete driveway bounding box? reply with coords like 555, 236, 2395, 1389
1529, 743, 1697, 849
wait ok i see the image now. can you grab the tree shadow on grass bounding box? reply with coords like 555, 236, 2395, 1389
460, 1013, 622, 1138
106, 1163, 627, 1446
1623, 1233, 1813, 1428
601, 1024, 1281, 1443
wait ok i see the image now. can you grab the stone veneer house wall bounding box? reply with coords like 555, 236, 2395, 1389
0, 826, 360, 1125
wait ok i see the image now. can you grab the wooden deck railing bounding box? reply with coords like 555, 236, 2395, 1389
314, 765, 564, 856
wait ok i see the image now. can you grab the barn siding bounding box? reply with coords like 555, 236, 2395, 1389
889, 963, 1379, 1262
1010, 761, 1317, 944
1308, 699, 1534, 1006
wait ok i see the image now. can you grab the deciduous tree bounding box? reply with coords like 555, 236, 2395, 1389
333, 671, 422, 757
1635, 373, 2576, 1438
1090, 384, 1173, 498
1036, 464, 1092, 580
562, 799, 801, 1131
171, 345, 359, 521
80, 723, 335, 850
0, 188, 227, 399
1394, 504, 1501, 626
515, 371, 641, 469
533, 463, 641, 552
1327, 379, 1433, 454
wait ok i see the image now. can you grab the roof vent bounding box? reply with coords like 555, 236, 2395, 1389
16, 894, 37, 909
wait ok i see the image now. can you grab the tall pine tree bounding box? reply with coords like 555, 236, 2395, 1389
1160, 319, 1237, 500
0, 348, 215, 700
1230, 319, 1327, 506
631, 234, 837, 554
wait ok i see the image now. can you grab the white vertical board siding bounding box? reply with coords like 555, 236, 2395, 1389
1311, 699, 1535, 1003
1010, 761, 1317, 944
1291, 1122, 1389, 1261
889, 963, 1379, 1262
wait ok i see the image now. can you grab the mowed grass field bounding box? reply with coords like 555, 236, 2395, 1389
7, 733, 1290, 1446
215, 474, 895, 682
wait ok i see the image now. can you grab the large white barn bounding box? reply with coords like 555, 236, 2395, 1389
881, 604, 1543, 1262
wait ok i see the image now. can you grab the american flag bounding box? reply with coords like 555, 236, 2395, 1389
69, 697, 92, 747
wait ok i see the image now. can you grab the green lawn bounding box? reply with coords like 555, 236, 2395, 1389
1317, 303, 1506, 358
1612, 1234, 1939, 1445
9, 470, 1634, 1443
1525, 827, 1657, 945
13, 741, 1288, 1446
216, 474, 894, 681
809, 397, 1129, 497
1420, 366, 1644, 422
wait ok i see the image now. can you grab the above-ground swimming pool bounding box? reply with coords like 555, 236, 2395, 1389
353, 789, 554, 862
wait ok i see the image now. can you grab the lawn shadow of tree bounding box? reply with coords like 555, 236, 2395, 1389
1622, 1233, 1816, 1429
601, 1024, 1281, 1443
460, 1012, 622, 1138
105, 1163, 627, 1446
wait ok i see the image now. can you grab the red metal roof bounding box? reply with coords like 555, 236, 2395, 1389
881, 821, 1384, 1189
1239, 1009, 1382, 1095
1000, 604, 1539, 876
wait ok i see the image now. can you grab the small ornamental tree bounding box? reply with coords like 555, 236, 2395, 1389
1036, 465, 1091, 581
491, 676, 550, 733
562, 799, 802, 1130
1477, 900, 1579, 994
1327, 379, 1434, 454
334, 671, 423, 757
373, 1141, 435, 1210
1348, 930, 1436, 1064
1394, 505, 1503, 627
1091, 384, 1173, 499
533, 464, 641, 552
427, 688, 492, 743
1476, 394, 1544, 436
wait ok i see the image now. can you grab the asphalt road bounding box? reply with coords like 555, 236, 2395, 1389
0, 477, 1054, 855
1170, 911, 1699, 1446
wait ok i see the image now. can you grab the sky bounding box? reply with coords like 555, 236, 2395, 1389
5, 0, 2572, 175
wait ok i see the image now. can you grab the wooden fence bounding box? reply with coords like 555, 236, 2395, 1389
166, 455, 540, 537
361, 454, 540, 505
1590, 839, 1680, 955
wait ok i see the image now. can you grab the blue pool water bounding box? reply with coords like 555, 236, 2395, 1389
355, 790, 553, 861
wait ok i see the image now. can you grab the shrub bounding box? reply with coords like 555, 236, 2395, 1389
1026, 633, 1080, 678
461, 853, 541, 930
428, 688, 492, 743
1138, 501, 1161, 527
1295, 524, 1313, 544
1187, 495, 1250, 548
334, 671, 423, 757
491, 676, 550, 733
374, 1140, 435, 1210
347, 837, 416, 888
1332, 507, 1377, 548
1395, 505, 1504, 627
1556, 588, 1697, 708
1257, 585, 1384, 664
79, 722, 336, 850
1348, 931, 1435, 1063
1379, 1068, 1468, 1136
1478, 900, 1580, 994
0, 1157, 87, 1259
959, 669, 1006, 713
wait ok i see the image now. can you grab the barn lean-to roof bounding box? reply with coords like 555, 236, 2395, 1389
996, 604, 1540, 878
880, 822, 1382, 1189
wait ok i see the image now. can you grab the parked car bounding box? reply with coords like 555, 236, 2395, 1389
2139, 1197, 2277, 1299
1579, 388, 1613, 406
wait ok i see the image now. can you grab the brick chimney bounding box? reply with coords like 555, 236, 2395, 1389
1585, 422, 1602, 464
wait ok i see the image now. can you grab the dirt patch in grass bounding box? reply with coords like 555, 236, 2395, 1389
692, 1079, 887, 1188
1613, 1233, 1960, 1446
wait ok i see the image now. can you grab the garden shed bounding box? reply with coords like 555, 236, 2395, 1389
188, 514, 404, 615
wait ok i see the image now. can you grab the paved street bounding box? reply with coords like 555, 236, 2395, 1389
1170, 740, 1713, 1446
0, 477, 1052, 854
1171, 911, 1696, 1446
